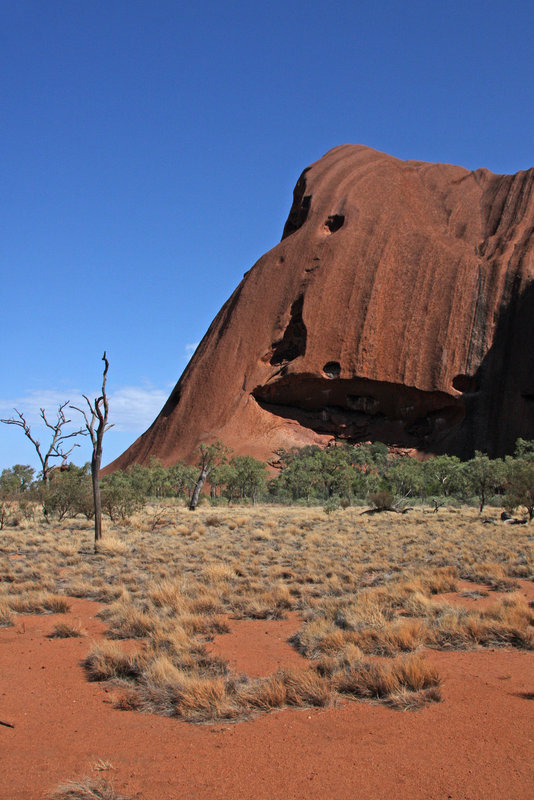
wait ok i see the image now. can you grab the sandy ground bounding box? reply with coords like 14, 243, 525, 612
1, 595, 533, 800
438, 578, 534, 611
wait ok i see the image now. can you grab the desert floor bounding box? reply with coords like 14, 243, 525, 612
1, 504, 533, 800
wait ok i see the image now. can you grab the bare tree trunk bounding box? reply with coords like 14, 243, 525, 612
71, 353, 112, 552
189, 466, 209, 510
92, 450, 103, 542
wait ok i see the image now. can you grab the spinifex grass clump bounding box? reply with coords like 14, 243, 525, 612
0, 599, 14, 627
82, 641, 146, 682
48, 620, 86, 638
46, 776, 133, 800
293, 581, 534, 659
333, 653, 441, 709
9, 592, 70, 614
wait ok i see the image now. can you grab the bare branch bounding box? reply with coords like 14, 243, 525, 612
70, 404, 92, 432
1, 401, 85, 488
40, 402, 70, 433
1, 409, 45, 471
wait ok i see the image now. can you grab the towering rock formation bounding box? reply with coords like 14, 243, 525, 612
107, 145, 534, 470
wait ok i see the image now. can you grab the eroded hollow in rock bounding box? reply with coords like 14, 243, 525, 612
323, 361, 341, 378
270, 295, 307, 365
252, 374, 465, 450
324, 214, 345, 233
282, 168, 311, 239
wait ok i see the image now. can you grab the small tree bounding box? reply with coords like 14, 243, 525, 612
1, 404, 84, 487
223, 455, 267, 503
43, 463, 91, 521
71, 353, 112, 548
189, 441, 230, 510
0, 465, 35, 495
504, 440, 534, 521
462, 452, 504, 513
100, 471, 144, 521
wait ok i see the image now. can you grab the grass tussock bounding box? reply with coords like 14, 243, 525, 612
0, 599, 14, 627
48, 620, 86, 638
333, 653, 441, 709
9, 592, 70, 615
46, 776, 133, 800
82, 641, 146, 682
95, 536, 129, 557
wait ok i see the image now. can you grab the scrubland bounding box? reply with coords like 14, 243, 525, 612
1, 502, 532, 732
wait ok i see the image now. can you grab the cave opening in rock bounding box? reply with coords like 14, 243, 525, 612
270, 295, 307, 365
324, 214, 345, 233
252, 374, 465, 451
323, 361, 341, 378
282, 168, 312, 239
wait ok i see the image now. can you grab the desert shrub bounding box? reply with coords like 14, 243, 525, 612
323, 496, 341, 514
40, 464, 92, 521
368, 489, 393, 510
17, 497, 36, 521
100, 473, 145, 521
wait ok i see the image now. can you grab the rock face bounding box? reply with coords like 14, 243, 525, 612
107, 145, 534, 471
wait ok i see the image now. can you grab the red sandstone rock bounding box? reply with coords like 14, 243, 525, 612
106, 145, 534, 471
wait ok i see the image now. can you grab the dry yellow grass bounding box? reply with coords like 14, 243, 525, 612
48, 620, 86, 638
45, 775, 132, 800
1, 503, 532, 721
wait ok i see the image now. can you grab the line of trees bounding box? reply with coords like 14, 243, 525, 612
2, 439, 534, 524
269, 441, 534, 517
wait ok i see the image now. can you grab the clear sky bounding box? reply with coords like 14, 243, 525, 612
1, 0, 533, 472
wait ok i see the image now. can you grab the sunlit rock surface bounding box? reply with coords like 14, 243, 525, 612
106, 145, 534, 470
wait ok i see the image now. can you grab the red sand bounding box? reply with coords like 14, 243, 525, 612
206, 612, 307, 677
1, 599, 533, 800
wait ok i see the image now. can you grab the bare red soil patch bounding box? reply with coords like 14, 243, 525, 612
1, 599, 533, 800
206, 612, 306, 677
438, 578, 534, 611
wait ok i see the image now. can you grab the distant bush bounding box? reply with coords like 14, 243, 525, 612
368, 489, 394, 510
323, 497, 341, 514
100, 473, 145, 521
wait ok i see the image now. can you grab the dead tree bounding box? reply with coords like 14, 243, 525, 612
71, 353, 112, 548
1, 403, 84, 487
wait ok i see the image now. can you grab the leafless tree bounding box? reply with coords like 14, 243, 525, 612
71, 353, 113, 548
1, 403, 84, 486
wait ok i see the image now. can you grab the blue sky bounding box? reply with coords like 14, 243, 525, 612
1, 0, 533, 472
